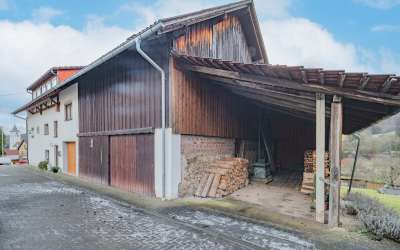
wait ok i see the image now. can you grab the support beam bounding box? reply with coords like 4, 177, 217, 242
316, 93, 326, 223
381, 77, 397, 93
178, 64, 400, 106
359, 75, 370, 90
338, 74, 346, 88
329, 95, 343, 228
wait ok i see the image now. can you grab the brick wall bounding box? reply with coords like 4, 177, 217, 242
179, 135, 235, 196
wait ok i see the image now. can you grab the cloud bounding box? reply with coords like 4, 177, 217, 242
0, 19, 133, 131
254, 0, 293, 18
0, 0, 8, 10
32, 7, 63, 23
353, 0, 400, 9
120, 0, 229, 27
371, 24, 400, 32
260, 18, 366, 71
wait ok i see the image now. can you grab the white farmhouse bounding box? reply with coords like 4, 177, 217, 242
13, 66, 83, 175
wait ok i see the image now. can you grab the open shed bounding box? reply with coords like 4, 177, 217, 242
172, 53, 400, 226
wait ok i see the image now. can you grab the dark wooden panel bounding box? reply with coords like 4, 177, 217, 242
173, 15, 252, 63
172, 63, 259, 139
270, 113, 315, 171
78, 50, 162, 133
110, 134, 154, 195
79, 136, 109, 184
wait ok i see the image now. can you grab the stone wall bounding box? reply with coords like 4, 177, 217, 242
179, 135, 235, 196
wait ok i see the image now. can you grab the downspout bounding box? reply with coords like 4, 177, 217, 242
347, 133, 361, 195
134, 23, 166, 199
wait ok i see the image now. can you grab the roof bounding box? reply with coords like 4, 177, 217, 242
173, 53, 400, 134
27, 66, 84, 91
13, 0, 264, 115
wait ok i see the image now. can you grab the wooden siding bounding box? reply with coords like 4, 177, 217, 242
172, 63, 260, 139
110, 134, 154, 195
173, 15, 252, 63
79, 136, 109, 184
270, 113, 315, 170
78, 50, 162, 133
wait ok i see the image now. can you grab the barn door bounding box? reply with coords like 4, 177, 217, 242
110, 135, 154, 195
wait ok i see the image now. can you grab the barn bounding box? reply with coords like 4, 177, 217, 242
45, 0, 400, 225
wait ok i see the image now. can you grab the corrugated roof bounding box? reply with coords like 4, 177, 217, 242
173, 53, 400, 134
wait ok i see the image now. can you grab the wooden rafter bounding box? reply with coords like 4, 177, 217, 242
178, 63, 400, 106
359, 75, 370, 90
301, 70, 308, 84
381, 77, 397, 93
320, 72, 325, 85
338, 74, 346, 88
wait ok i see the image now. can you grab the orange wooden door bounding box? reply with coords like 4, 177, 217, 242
67, 142, 76, 175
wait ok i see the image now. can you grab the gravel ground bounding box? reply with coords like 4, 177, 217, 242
0, 166, 315, 250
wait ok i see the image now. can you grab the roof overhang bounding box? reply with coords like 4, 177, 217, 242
173, 53, 400, 134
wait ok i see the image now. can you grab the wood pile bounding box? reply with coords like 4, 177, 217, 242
195, 158, 249, 198
301, 150, 330, 194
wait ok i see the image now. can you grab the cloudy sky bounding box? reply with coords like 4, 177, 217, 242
0, 0, 399, 133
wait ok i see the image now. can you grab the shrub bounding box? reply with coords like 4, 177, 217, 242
347, 193, 400, 242
50, 166, 60, 173
38, 161, 48, 171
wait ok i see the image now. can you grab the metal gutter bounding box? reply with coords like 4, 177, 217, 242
134, 23, 167, 199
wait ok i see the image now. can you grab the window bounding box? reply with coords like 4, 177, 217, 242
54, 145, 59, 167
54, 121, 58, 138
45, 150, 49, 162
65, 103, 72, 121
36, 126, 40, 134
44, 124, 49, 135
51, 77, 57, 88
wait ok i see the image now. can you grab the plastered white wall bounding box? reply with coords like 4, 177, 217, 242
154, 128, 181, 199
27, 83, 79, 174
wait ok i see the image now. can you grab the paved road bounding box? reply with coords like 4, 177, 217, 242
0, 166, 315, 250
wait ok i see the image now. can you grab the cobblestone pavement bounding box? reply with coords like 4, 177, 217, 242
0, 166, 315, 250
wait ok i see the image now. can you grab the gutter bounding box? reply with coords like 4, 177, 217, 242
134, 23, 167, 199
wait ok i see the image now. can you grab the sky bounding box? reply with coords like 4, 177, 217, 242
0, 0, 399, 133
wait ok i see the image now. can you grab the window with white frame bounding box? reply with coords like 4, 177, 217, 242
65, 103, 72, 121
44, 124, 49, 135
45, 150, 49, 162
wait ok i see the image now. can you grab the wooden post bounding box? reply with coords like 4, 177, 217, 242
329, 95, 343, 227
315, 93, 326, 223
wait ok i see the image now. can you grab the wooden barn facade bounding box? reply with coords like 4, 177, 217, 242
23, 0, 400, 226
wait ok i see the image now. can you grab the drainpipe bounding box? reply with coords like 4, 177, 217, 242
347, 133, 360, 195
134, 23, 166, 199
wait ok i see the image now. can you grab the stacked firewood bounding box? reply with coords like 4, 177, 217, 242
195, 158, 249, 198
301, 150, 330, 194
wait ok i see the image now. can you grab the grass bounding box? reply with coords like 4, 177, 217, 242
342, 186, 400, 215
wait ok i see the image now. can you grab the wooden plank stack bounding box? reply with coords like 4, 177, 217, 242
195, 158, 249, 198
301, 150, 330, 194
